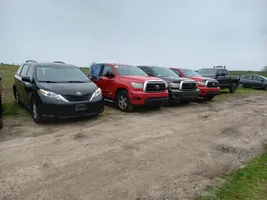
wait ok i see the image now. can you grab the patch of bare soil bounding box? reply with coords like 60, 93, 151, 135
0, 94, 267, 200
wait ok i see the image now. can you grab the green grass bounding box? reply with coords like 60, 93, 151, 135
198, 151, 267, 200
2, 102, 21, 116
229, 70, 267, 77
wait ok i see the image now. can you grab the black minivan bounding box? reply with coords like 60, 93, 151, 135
13, 60, 104, 123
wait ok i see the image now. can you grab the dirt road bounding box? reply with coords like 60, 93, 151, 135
1, 94, 267, 200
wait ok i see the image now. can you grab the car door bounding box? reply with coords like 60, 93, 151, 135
97, 65, 116, 99
216, 69, 229, 87
243, 75, 253, 88
19, 64, 30, 104
253, 76, 264, 88
23, 65, 35, 107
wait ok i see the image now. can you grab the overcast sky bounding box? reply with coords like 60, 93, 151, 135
1, 0, 267, 70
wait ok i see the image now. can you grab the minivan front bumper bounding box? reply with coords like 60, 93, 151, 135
39, 96, 104, 119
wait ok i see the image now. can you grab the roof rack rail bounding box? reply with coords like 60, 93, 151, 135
25, 60, 37, 63
53, 61, 65, 64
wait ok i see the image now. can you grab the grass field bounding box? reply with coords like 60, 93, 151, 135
198, 151, 267, 200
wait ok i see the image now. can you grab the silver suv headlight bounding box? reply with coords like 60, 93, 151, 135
39, 89, 68, 102
131, 82, 144, 89
169, 82, 180, 88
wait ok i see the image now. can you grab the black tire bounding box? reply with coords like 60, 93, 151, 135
31, 99, 43, 123
204, 96, 214, 101
264, 85, 267, 91
230, 83, 238, 93
116, 90, 133, 112
15, 90, 21, 104
0, 117, 2, 129
238, 83, 244, 88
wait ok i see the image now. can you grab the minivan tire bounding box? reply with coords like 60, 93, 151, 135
116, 90, 133, 112
32, 99, 43, 123
15, 90, 21, 104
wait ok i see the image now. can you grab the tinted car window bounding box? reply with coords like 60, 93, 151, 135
172, 69, 181, 76
139, 67, 154, 76
180, 69, 201, 77
152, 67, 179, 78
21, 64, 30, 77
26, 65, 35, 78
16, 64, 24, 75
116, 65, 148, 76
36, 66, 90, 82
197, 69, 218, 76
101, 65, 115, 76
254, 76, 264, 81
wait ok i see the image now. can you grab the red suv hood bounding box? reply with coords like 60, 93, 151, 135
119, 76, 164, 82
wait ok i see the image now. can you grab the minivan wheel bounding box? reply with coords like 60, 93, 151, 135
116, 90, 133, 112
15, 90, 21, 104
264, 85, 267, 91
32, 99, 43, 123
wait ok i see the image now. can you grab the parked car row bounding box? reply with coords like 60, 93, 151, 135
5, 60, 266, 125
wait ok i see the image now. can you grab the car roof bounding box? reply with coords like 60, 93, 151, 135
27, 63, 78, 68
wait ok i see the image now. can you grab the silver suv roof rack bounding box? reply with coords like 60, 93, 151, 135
25, 60, 37, 63
53, 61, 65, 64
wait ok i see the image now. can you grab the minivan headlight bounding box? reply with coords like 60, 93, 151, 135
90, 88, 102, 100
39, 89, 68, 102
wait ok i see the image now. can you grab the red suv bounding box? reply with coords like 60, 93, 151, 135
170, 68, 220, 100
90, 63, 169, 111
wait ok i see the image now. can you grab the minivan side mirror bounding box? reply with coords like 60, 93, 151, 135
22, 77, 31, 82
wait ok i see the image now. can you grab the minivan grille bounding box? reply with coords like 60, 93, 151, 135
206, 81, 219, 88
181, 82, 197, 90
63, 93, 92, 102
145, 81, 166, 92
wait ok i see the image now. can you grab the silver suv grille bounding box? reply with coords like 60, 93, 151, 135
144, 80, 167, 92
180, 81, 197, 90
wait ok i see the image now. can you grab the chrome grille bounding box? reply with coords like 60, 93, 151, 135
144, 81, 166, 92
181, 81, 197, 90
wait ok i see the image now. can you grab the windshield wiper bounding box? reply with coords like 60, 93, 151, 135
65, 81, 88, 83
39, 81, 59, 83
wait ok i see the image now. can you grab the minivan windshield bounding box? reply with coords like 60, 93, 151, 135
197, 69, 217, 76
180, 69, 201, 77
116, 65, 148, 76
153, 67, 179, 78
36, 66, 90, 83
